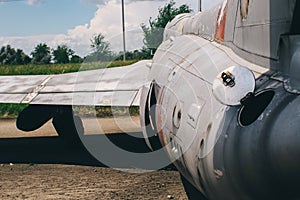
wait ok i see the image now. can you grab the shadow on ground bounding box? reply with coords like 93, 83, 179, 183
0, 133, 175, 170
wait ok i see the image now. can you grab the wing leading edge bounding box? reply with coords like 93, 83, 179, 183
0, 60, 150, 107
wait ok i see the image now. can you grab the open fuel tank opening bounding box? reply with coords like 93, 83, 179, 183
238, 90, 275, 126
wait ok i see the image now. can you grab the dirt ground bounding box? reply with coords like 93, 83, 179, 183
0, 117, 188, 200
0, 164, 187, 200
0, 116, 142, 138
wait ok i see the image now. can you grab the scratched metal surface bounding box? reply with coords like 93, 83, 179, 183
0, 61, 150, 106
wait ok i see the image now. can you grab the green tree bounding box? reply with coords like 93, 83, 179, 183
87, 33, 112, 62
70, 55, 83, 63
141, 0, 192, 56
31, 43, 51, 64
115, 48, 152, 61
0, 45, 31, 65
15, 49, 31, 65
0, 45, 15, 65
52, 45, 74, 64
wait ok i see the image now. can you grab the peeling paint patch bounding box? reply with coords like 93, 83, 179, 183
215, 0, 228, 42
217, 0, 228, 26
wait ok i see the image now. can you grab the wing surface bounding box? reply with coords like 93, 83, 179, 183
0, 60, 150, 106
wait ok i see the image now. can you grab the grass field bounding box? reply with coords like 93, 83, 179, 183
0, 60, 140, 118
0, 104, 140, 119
0, 60, 138, 75
0, 104, 28, 119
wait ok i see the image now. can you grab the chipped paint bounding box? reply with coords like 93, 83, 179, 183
217, 0, 228, 26
215, 0, 228, 42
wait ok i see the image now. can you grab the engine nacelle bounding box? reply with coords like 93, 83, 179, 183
147, 26, 300, 199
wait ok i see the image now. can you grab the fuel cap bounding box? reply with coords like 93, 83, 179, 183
212, 66, 255, 106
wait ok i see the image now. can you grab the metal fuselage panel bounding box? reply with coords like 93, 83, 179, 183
146, 0, 300, 198
147, 34, 263, 197
149, 35, 300, 199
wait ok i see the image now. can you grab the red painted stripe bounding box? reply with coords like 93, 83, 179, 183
215, 2, 228, 42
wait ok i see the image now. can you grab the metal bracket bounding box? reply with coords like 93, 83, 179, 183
221, 71, 235, 87
21, 75, 53, 104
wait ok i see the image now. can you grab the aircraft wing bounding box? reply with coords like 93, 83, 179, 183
0, 60, 150, 107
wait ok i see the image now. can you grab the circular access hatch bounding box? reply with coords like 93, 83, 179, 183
212, 66, 255, 106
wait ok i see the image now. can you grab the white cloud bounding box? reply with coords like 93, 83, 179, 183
25, 0, 40, 5
0, 35, 56, 55
48, 0, 167, 56
82, 0, 165, 5
0, 0, 222, 57
1, 0, 167, 57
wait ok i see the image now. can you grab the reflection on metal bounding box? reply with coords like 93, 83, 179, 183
212, 66, 255, 106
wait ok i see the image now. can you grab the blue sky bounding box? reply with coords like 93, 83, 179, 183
0, 0, 222, 56
0, 0, 97, 36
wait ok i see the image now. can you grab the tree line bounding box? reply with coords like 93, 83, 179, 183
0, 1, 191, 66
0, 44, 83, 65
0, 36, 154, 65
